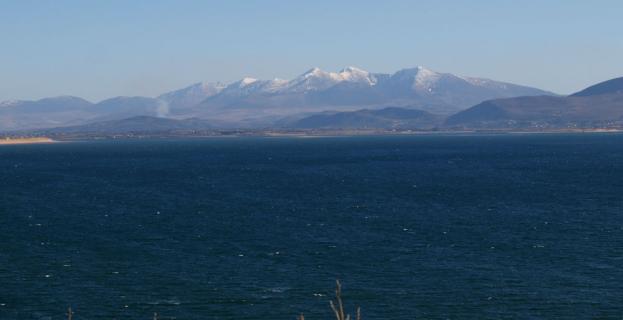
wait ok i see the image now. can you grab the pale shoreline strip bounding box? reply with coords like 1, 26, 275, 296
0, 137, 56, 145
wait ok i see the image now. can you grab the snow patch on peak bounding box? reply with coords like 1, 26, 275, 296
261, 78, 289, 93
414, 68, 440, 87
239, 77, 258, 86
305, 67, 323, 75
198, 81, 226, 90
219, 77, 287, 97
284, 68, 341, 92
340, 66, 366, 73
392, 66, 442, 91
338, 66, 376, 85
284, 66, 376, 92
462, 77, 510, 90
298, 67, 340, 80
395, 66, 436, 77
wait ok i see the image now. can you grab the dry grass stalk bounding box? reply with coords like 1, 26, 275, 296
298, 280, 361, 320
329, 280, 360, 320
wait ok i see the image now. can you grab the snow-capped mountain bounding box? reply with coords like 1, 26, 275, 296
202, 66, 379, 103
191, 66, 553, 118
0, 65, 555, 130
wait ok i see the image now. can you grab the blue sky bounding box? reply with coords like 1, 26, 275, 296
1, 0, 622, 101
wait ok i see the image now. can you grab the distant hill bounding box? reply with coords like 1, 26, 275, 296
39, 116, 214, 134
91, 96, 166, 119
446, 77, 623, 128
288, 107, 443, 130
0, 96, 94, 130
571, 77, 623, 97
0, 96, 167, 131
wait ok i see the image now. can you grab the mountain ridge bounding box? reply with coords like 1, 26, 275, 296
191, 66, 553, 119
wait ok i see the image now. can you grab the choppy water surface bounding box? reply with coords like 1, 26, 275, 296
1, 134, 622, 319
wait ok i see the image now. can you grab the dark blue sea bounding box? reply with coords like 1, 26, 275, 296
1, 134, 622, 319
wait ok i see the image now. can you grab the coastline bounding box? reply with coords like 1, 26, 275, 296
2, 128, 622, 144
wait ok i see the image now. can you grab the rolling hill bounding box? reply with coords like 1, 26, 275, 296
446, 77, 623, 129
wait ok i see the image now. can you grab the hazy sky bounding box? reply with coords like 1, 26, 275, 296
1, 0, 622, 101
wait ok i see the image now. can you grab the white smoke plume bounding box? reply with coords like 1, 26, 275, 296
156, 100, 170, 118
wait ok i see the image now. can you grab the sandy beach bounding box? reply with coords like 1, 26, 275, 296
0, 137, 56, 145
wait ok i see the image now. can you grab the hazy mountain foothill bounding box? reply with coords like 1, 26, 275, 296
287, 107, 444, 130
446, 76, 623, 129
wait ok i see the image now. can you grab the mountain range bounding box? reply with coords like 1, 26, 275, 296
13, 73, 623, 135
4, 66, 622, 134
0, 66, 552, 131
168, 66, 552, 120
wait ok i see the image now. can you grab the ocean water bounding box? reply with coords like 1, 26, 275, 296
0, 134, 622, 319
